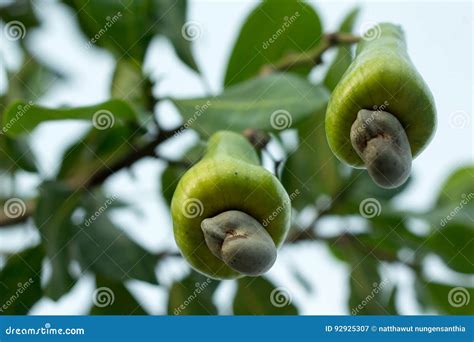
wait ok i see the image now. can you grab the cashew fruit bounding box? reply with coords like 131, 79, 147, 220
171, 131, 291, 279
325, 23, 436, 187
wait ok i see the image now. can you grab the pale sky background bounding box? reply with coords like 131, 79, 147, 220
0, 0, 472, 315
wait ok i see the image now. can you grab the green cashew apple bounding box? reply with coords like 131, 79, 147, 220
325, 23, 436, 188
171, 131, 291, 279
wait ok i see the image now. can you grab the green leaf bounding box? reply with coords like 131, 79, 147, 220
233, 277, 298, 315
0, 135, 37, 173
111, 59, 153, 110
4, 53, 64, 102
34, 181, 80, 300
328, 171, 411, 216
64, 0, 198, 70
172, 74, 327, 136
167, 271, 218, 315
369, 213, 424, 254
323, 7, 359, 91
281, 96, 348, 211
224, 0, 322, 87
424, 282, 474, 315
90, 275, 147, 315
2, 99, 137, 137
349, 258, 388, 315
0, 245, 44, 315
155, 0, 199, 73
427, 221, 474, 274
436, 165, 474, 207
73, 193, 158, 285
348, 170, 411, 201
63, 0, 154, 63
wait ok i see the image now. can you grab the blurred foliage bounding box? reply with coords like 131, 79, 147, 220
2, 99, 137, 137
91, 275, 147, 315
167, 271, 218, 315
171, 74, 328, 137
323, 7, 360, 91
224, 0, 322, 87
0, 0, 472, 316
62, 0, 199, 71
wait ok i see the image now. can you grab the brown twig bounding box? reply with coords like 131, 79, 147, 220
260, 32, 360, 75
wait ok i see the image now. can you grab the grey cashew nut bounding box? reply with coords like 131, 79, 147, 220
201, 210, 277, 276
350, 109, 412, 189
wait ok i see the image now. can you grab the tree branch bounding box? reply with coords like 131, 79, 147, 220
0, 125, 184, 228
260, 32, 360, 75
80, 126, 182, 188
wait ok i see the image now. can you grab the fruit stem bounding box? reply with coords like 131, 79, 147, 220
201, 210, 276, 276
350, 109, 412, 188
